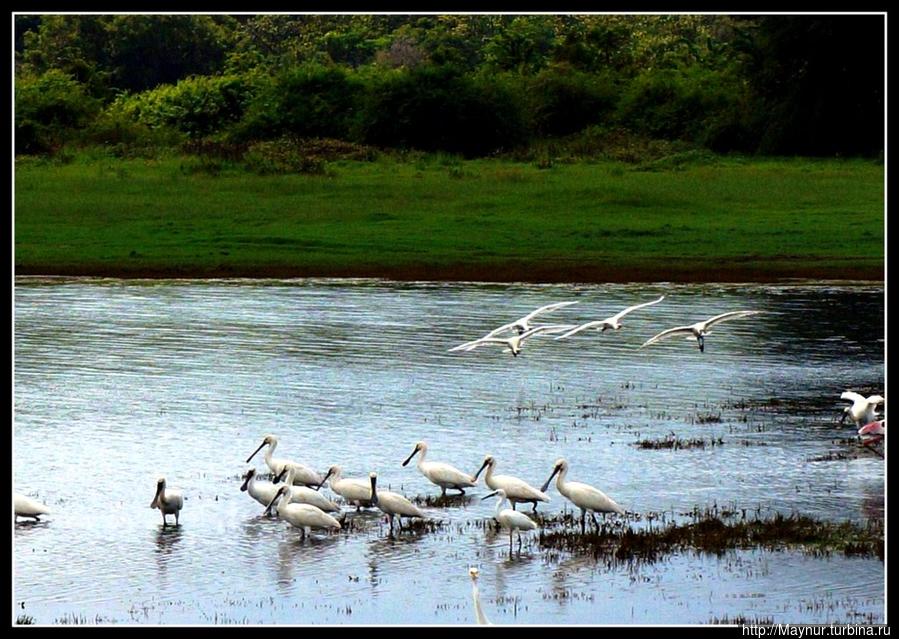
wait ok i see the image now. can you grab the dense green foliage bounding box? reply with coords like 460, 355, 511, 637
14, 15, 883, 158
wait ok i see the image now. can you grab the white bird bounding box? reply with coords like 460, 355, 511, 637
640, 310, 764, 353
449, 324, 576, 357
483, 301, 579, 337
402, 441, 477, 496
150, 476, 184, 527
14, 493, 50, 521
264, 485, 341, 540
469, 567, 491, 625
368, 472, 426, 533
241, 468, 340, 513
472, 455, 550, 511
555, 295, 666, 340
317, 465, 375, 510
482, 488, 538, 550
246, 434, 323, 488
841, 391, 885, 428
541, 458, 625, 533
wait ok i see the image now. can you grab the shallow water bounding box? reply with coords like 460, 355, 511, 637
13, 278, 885, 625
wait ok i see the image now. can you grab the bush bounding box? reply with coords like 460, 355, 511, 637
356, 65, 525, 157
113, 74, 253, 138
235, 65, 361, 142
15, 70, 100, 154
528, 65, 619, 136
616, 66, 738, 143
243, 137, 332, 175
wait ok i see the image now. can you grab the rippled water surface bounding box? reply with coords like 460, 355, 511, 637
13, 278, 885, 625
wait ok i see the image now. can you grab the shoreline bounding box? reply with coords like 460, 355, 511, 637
14, 262, 885, 284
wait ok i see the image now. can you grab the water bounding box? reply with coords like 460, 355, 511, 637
13, 278, 885, 625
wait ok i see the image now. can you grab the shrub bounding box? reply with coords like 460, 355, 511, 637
356, 65, 525, 157
113, 74, 253, 138
528, 65, 619, 137
15, 70, 99, 154
235, 65, 361, 142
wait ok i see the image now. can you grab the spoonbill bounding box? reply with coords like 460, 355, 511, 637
555, 295, 666, 340
368, 472, 426, 533
151, 477, 184, 527
264, 485, 341, 540
241, 468, 339, 513
640, 310, 764, 353
482, 488, 538, 550
469, 567, 492, 625
541, 458, 625, 533
484, 300, 579, 336
402, 441, 478, 496
246, 434, 323, 488
449, 324, 576, 357
276, 468, 341, 513
840, 391, 885, 428
14, 493, 50, 521
472, 455, 550, 511
317, 465, 375, 510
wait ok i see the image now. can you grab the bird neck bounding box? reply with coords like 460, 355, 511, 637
472, 582, 489, 625
555, 466, 569, 493
494, 495, 507, 518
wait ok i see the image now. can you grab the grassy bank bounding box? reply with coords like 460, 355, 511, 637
14, 152, 884, 282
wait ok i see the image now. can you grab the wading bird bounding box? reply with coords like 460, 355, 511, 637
482, 488, 538, 551
640, 310, 764, 353
402, 441, 478, 496
555, 295, 666, 340
242, 468, 340, 513
369, 472, 426, 533
14, 493, 50, 522
484, 301, 579, 337
840, 391, 885, 428
449, 324, 576, 357
472, 455, 550, 511
246, 434, 323, 488
151, 477, 184, 527
469, 567, 491, 625
858, 420, 885, 455
265, 485, 341, 540
541, 458, 625, 533
317, 465, 375, 510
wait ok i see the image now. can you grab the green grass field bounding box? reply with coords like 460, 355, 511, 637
14, 153, 884, 282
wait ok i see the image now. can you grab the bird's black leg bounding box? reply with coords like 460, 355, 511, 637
581, 509, 586, 534
698, 336, 705, 352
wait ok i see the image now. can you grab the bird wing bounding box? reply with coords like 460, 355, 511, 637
700, 310, 763, 332
521, 301, 579, 323
554, 320, 605, 340
867, 395, 885, 405
520, 324, 577, 342
640, 325, 694, 348
424, 462, 476, 486
841, 391, 866, 405
610, 295, 666, 323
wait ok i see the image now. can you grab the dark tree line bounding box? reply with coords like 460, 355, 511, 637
14, 14, 884, 158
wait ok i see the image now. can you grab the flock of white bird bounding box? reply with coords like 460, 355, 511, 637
13, 296, 885, 625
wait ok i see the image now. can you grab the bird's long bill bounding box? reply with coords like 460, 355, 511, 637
480, 491, 499, 501
316, 469, 333, 491
402, 448, 418, 467
540, 467, 560, 494
246, 440, 266, 464
274, 468, 288, 484
240, 473, 251, 492
369, 475, 379, 506
151, 483, 163, 508
840, 409, 849, 425
472, 459, 489, 481
264, 490, 282, 516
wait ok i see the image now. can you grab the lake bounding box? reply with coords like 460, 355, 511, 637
13, 277, 885, 625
